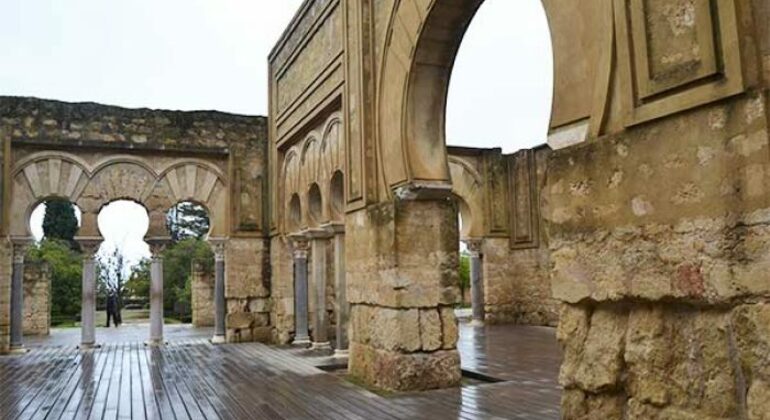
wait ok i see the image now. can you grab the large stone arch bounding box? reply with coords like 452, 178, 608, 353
376, 0, 601, 194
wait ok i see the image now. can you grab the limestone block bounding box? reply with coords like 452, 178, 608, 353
349, 305, 421, 353
225, 239, 269, 299
348, 342, 461, 392
561, 389, 625, 420
733, 303, 770, 383
748, 379, 770, 420
560, 305, 627, 393
419, 309, 442, 352
440, 306, 458, 350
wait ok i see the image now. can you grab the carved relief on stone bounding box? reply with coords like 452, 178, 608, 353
508, 150, 540, 250
83, 161, 155, 205
615, 0, 745, 125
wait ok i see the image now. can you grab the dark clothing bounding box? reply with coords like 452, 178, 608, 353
106, 295, 120, 327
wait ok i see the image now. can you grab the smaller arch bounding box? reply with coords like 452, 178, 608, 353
166, 200, 212, 241
287, 194, 302, 233
329, 171, 345, 222
307, 183, 323, 227
28, 197, 83, 241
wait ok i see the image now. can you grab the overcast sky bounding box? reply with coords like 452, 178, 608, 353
8, 0, 552, 268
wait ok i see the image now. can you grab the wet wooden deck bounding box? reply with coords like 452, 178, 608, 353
0, 324, 561, 419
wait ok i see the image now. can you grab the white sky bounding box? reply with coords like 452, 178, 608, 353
9, 0, 552, 267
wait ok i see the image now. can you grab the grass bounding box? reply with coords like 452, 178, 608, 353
51, 309, 188, 328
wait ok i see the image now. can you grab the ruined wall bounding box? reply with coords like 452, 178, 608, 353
23, 262, 50, 336
191, 262, 214, 327
0, 96, 271, 344
0, 241, 11, 352
224, 238, 271, 343
270, 236, 294, 344
544, 0, 770, 416
448, 147, 558, 326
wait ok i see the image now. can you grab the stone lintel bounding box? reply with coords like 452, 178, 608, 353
393, 182, 453, 201
320, 222, 345, 235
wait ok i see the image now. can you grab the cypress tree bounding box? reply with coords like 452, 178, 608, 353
42, 198, 79, 244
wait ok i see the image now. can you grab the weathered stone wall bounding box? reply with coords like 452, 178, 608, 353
23, 262, 50, 336
270, 236, 294, 344
547, 77, 770, 418
225, 238, 271, 343
191, 262, 214, 328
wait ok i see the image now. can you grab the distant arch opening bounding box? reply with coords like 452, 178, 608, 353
308, 183, 323, 226
330, 171, 344, 221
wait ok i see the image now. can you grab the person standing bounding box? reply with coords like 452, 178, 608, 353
106, 293, 118, 327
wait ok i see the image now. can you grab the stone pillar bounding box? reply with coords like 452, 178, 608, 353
146, 240, 167, 346
308, 229, 332, 351
9, 240, 30, 352
324, 223, 348, 356
290, 235, 310, 346
347, 187, 462, 391
77, 238, 102, 349
209, 239, 227, 344
465, 239, 485, 326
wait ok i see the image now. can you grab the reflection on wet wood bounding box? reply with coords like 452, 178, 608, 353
0, 325, 561, 419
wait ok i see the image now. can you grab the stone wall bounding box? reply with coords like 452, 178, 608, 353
225, 238, 271, 343
23, 262, 50, 336
191, 262, 214, 328
547, 90, 770, 417
0, 241, 11, 353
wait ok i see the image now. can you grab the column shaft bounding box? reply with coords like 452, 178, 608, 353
149, 256, 164, 345
468, 242, 485, 325
333, 232, 348, 355
9, 258, 24, 350
213, 257, 226, 342
81, 255, 97, 347
311, 237, 330, 348
293, 249, 310, 345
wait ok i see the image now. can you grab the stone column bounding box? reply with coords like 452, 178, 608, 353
308, 229, 332, 351
347, 187, 462, 392
465, 239, 485, 326
146, 240, 167, 346
77, 238, 102, 349
324, 223, 348, 356
9, 239, 30, 353
209, 239, 227, 344
289, 235, 311, 346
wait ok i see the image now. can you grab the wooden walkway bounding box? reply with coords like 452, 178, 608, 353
0, 325, 561, 419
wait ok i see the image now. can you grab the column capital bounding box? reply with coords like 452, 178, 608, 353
208, 237, 228, 262
288, 233, 310, 258
464, 238, 484, 256
11, 237, 33, 264
321, 222, 345, 235
74, 236, 103, 257
145, 237, 172, 257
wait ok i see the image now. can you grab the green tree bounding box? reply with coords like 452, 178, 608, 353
161, 238, 213, 321
167, 202, 210, 241
42, 199, 79, 247
124, 258, 150, 299
27, 239, 82, 325
458, 252, 470, 306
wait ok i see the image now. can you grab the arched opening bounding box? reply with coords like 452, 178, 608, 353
26, 198, 83, 332
330, 171, 344, 221
96, 200, 150, 331
308, 183, 323, 226
288, 194, 301, 233
161, 201, 214, 326
446, 0, 552, 152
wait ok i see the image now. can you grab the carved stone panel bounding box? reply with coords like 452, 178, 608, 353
482, 151, 509, 236
508, 150, 539, 250
615, 0, 744, 125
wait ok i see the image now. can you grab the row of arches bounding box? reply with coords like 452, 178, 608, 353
10, 152, 228, 240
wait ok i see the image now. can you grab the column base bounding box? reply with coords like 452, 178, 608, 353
292, 336, 311, 348
310, 341, 332, 351
78, 343, 101, 350
8, 346, 29, 355
333, 349, 349, 358
210, 335, 226, 345
470, 319, 485, 327
145, 339, 166, 347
